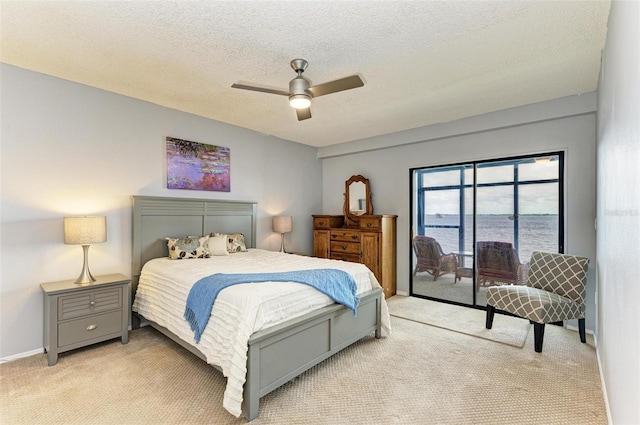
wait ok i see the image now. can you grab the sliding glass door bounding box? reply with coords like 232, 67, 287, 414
413, 165, 475, 304
411, 153, 563, 308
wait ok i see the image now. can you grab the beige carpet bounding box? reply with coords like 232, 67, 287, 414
1, 311, 607, 424
386, 295, 531, 348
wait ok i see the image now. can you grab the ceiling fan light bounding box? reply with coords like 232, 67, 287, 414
289, 94, 311, 109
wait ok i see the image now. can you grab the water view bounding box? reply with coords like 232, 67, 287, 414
423, 214, 559, 263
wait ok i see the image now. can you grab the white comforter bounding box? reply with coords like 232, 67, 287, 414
132, 249, 391, 417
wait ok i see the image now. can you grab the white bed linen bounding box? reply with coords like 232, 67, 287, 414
132, 249, 391, 418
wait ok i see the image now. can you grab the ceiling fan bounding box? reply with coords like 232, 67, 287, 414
231, 58, 364, 121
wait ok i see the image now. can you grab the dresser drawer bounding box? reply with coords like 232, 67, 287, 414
313, 216, 344, 230
58, 287, 123, 320
330, 241, 360, 255
58, 310, 123, 348
330, 230, 360, 242
330, 253, 361, 263
360, 217, 381, 230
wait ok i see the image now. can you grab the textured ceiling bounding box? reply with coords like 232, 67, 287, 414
0, 1, 610, 147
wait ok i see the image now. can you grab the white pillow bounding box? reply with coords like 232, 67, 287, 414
211, 232, 248, 253
208, 233, 229, 256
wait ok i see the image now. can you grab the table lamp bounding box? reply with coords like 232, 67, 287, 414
272, 216, 292, 253
64, 216, 107, 284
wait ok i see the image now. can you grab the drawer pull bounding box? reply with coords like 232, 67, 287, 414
351, 235, 358, 240
366, 223, 372, 227
86, 324, 97, 331
341, 245, 347, 250
89, 301, 96, 306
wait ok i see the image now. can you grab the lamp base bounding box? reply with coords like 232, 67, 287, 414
74, 245, 96, 285
279, 233, 287, 254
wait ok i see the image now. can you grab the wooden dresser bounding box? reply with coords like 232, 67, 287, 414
313, 214, 397, 298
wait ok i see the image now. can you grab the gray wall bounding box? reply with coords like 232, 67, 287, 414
0, 64, 321, 359
320, 94, 597, 331
596, 1, 640, 423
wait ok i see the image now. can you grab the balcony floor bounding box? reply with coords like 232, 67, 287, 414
412, 272, 489, 307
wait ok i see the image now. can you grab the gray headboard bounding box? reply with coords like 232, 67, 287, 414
131, 195, 257, 312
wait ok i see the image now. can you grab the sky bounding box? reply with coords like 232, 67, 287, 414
418, 159, 559, 215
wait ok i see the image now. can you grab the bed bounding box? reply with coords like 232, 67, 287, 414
130, 195, 390, 421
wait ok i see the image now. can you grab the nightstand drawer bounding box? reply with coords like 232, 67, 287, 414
58, 287, 123, 320
58, 310, 123, 347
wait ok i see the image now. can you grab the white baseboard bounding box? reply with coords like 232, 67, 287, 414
0, 347, 44, 364
2, 324, 150, 364
593, 333, 614, 425
565, 323, 595, 335
564, 326, 612, 424
395, 290, 409, 296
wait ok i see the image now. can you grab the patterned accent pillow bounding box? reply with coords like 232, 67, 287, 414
166, 235, 210, 260
211, 232, 248, 253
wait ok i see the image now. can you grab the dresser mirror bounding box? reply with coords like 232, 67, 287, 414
344, 175, 373, 226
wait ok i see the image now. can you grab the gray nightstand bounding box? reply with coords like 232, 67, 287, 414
41, 273, 130, 366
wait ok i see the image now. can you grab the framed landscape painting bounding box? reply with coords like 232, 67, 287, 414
166, 137, 230, 192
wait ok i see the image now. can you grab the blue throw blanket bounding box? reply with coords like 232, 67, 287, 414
184, 269, 360, 343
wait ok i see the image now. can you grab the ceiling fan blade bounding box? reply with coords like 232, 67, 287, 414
231, 83, 289, 96
296, 107, 312, 121
308, 75, 364, 97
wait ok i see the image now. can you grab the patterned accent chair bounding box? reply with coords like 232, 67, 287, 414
476, 241, 529, 291
485, 251, 590, 352
412, 236, 457, 281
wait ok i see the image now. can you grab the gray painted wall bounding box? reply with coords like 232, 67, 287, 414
0, 64, 321, 359
596, 1, 640, 423
321, 95, 598, 331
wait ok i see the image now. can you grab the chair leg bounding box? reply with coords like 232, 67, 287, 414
579, 318, 586, 343
533, 323, 545, 353
486, 305, 495, 329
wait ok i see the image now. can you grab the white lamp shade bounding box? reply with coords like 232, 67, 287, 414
272, 216, 292, 233
64, 216, 107, 245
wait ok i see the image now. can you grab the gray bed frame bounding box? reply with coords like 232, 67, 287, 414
130, 195, 383, 421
